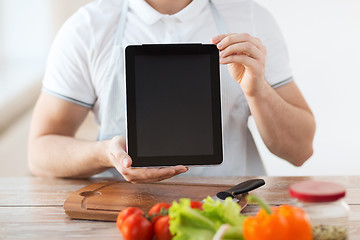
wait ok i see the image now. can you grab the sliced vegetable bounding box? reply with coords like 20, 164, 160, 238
243, 195, 312, 240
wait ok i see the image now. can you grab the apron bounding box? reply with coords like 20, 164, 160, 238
99, 0, 227, 140
96, 0, 265, 177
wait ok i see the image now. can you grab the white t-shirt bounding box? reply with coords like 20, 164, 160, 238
43, 0, 293, 176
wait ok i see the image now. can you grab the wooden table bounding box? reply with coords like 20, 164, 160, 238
0, 176, 359, 239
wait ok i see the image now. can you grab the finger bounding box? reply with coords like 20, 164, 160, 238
139, 166, 188, 181
111, 152, 133, 178
125, 166, 188, 183
110, 138, 131, 168
253, 37, 265, 51
112, 151, 132, 169
108, 137, 134, 180
171, 165, 189, 173
211, 33, 236, 44
107, 136, 184, 183
153, 169, 188, 182
216, 33, 265, 52
131, 168, 175, 183
125, 165, 188, 183
220, 54, 257, 69
136, 165, 188, 178
220, 42, 263, 60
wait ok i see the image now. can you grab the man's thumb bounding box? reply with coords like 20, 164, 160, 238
122, 157, 132, 168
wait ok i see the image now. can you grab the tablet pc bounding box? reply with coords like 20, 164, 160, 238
125, 44, 223, 167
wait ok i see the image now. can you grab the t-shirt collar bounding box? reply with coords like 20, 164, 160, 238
129, 0, 209, 25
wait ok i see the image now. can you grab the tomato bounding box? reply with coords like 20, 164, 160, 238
148, 202, 171, 216
148, 202, 171, 224
116, 207, 144, 230
154, 215, 172, 240
190, 201, 203, 210
120, 213, 153, 240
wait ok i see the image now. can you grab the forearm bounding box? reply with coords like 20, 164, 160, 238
211, 33, 315, 166
246, 83, 315, 166
28, 135, 111, 178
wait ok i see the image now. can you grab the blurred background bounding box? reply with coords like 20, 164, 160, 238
0, 0, 359, 177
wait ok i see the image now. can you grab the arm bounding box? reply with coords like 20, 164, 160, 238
28, 93, 187, 180
246, 81, 315, 166
211, 34, 315, 166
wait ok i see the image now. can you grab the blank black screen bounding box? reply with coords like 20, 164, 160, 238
134, 54, 214, 157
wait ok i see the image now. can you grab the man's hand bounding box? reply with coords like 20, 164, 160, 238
211, 33, 267, 97
211, 33, 315, 166
108, 136, 188, 183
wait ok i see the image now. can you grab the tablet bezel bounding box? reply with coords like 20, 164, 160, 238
125, 44, 223, 167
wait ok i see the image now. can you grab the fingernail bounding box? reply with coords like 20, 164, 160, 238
219, 57, 224, 63
217, 42, 222, 48
219, 51, 223, 57
179, 167, 188, 173
123, 158, 130, 168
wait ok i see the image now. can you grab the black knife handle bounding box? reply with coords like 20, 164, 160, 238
216, 179, 265, 200
229, 179, 265, 196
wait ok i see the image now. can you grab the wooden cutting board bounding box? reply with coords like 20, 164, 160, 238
64, 180, 245, 221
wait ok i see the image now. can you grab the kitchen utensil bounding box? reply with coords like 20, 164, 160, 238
64, 179, 264, 221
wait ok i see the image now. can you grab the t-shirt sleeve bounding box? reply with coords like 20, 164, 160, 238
252, 2, 293, 88
42, 10, 96, 108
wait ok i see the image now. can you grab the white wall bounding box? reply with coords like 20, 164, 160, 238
0, 0, 93, 177
0, 0, 92, 64
51, 0, 92, 37
0, 1, 4, 63
0, 0, 54, 115
0, 0, 52, 63
250, 0, 360, 175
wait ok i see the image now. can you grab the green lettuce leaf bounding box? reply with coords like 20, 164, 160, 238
202, 196, 246, 228
168, 197, 245, 240
169, 198, 217, 240
222, 226, 244, 240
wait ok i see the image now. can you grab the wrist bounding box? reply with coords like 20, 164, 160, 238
96, 140, 113, 168
243, 78, 271, 100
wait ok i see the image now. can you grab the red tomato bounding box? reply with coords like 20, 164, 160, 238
116, 207, 144, 230
154, 215, 172, 240
190, 201, 203, 210
120, 214, 153, 240
148, 203, 171, 216
148, 202, 171, 224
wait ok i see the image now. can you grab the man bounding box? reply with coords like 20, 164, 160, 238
28, 0, 315, 182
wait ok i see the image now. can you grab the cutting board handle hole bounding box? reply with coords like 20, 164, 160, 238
80, 191, 102, 198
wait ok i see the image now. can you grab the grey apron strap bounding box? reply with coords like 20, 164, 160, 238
105, 0, 128, 71
209, 0, 228, 35
96, 0, 129, 177
98, 0, 128, 141
115, 0, 129, 46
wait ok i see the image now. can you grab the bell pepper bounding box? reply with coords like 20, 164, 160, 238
243, 195, 312, 240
